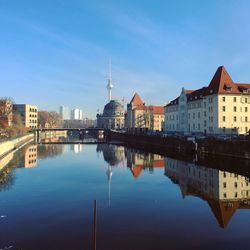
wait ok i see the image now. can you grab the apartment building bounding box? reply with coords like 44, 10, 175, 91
164, 66, 250, 135
126, 93, 165, 131
13, 104, 38, 128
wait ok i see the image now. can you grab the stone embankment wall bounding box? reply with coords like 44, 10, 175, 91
0, 134, 34, 159
108, 131, 250, 160
197, 139, 250, 159
108, 131, 195, 154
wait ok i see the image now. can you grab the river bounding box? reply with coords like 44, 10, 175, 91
0, 138, 250, 250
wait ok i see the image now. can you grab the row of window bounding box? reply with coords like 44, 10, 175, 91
222, 116, 248, 122
222, 96, 249, 103
222, 106, 248, 112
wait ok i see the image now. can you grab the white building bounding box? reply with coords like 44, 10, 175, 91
71, 108, 83, 120
164, 66, 250, 135
59, 106, 70, 120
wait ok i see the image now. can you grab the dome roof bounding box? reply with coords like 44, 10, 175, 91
103, 100, 124, 117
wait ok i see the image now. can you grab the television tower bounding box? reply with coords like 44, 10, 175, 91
107, 57, 113, 101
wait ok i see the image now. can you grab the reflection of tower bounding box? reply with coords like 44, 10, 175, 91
107, 58, 113, 101
107, 165, 112, 207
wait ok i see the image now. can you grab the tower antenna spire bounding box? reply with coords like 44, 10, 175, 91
107, 57, 113, 101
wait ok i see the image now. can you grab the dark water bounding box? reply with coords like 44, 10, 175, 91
0, 141, 250, 250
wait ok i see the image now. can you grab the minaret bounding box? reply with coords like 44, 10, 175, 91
107, 58, 113, 101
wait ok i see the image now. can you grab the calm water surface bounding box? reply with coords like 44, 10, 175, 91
0, 141, 250, 250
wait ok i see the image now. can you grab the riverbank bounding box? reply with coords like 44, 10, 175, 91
0, 134, 34, 159
108, 130, 250, 160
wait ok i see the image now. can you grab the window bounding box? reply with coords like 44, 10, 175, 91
245, 117, 248, 122
222, 97, 226, 102
223, 116, 226, 122
198, 112, 200, 119
222, 106, 226, 112
234, 182, 238, 188
234, 97, 237, 102
234, 106, 237, 112
224, 193, 227, 198
234, 116, 237, 122
223, 182, 226, 188
235, 192, 238, 198
245, 107, 248, 112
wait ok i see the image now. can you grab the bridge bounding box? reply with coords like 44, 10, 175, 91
34, 127, 109, 141
35, 128, 108, 132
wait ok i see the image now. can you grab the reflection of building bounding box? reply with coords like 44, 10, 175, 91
24, 145, 37, 168
71, 144, 83, 153
96, 144, 125, 166
126, 149, 164, 178
164, 158, 250, 228
126, 93, 164, 131
13, 104, 38, 128
164, 66, 250, 135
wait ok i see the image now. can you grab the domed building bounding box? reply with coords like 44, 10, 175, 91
97, 100, 125, 129
96, 60, 125, 130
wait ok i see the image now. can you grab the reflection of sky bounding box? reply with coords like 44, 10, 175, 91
0, 144, 250, 249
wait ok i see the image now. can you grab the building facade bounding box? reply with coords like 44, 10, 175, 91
71, 108, 83, 120
13, 104, 38, 129
97, 100, 125, 129
165, 66, 250, 135
59, 106, 70, 120
126, 93, 165, 132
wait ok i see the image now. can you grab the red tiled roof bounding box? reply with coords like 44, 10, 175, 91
134, 105, 164, 114
152, 106, 164, 114
130, 93, 144, 106
166, 66, 250, 107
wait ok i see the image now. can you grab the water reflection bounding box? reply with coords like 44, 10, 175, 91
1, 140, 250, 250
164, 157, 250, 228
70, 144, 83, 153
97, 144, 125, 166
24, 145, 37, 168
126, 148, 164, 178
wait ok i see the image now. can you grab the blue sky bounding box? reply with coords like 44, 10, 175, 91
1, 0, 250, 118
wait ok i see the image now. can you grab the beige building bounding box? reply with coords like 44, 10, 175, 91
126, 93, 165, 132
164, 157, 250, 228
14, 104, 38, 129
164, 66, 250, 135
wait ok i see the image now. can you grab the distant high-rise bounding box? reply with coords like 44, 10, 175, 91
71, 108, 83, 120
59, 106, 70, 120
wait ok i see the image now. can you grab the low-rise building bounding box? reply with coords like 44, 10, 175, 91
97, 100, 125, 130
13, 104, 38, 129
126, 93, 164, 132
164, 66, 250, 135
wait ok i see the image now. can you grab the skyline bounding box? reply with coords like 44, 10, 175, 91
1, 1, 250, 118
